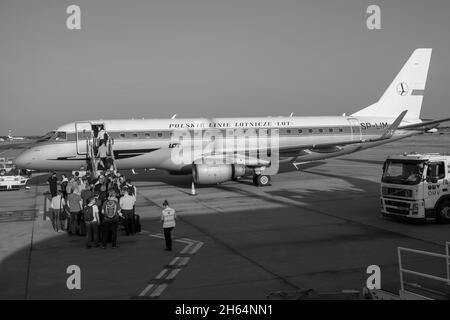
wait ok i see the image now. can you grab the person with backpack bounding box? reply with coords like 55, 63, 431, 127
101, 191, 121, 249
125, 179, 137, 197
84, 196, 100, 248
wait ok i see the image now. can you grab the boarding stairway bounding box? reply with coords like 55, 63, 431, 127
365, 241, 450, 300
267, 242, 450, 300
85, 134, 117, 179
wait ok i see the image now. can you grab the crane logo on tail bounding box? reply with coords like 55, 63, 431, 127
396, 82, 409, 96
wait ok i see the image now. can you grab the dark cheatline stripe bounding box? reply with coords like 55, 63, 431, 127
49, 148, 160, 161
113, 148, 159, 159
55, 157, 86, 160
411, 89, 425, 96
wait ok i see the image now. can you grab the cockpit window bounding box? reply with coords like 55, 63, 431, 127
36, 131, 56, 142
55, 132, 67, 141
36, 131, 67, 142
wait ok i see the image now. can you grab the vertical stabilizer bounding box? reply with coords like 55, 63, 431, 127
352, 48, 432, 119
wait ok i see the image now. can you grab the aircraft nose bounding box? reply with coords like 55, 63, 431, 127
13, 150, 33, 168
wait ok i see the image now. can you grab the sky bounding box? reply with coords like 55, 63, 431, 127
0, 0, 449, 135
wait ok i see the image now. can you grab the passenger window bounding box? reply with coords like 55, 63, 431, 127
329, 128, 333, 133
120, 133, 125, 139
308, 129, 313, 133
145, 133, 150, 138
298, 129, 303, 134
286, 129, 291, 134
132, 133, 138, 138
318, 129, 323, 133
339, 128, 343, 132
157, 132, 162, 138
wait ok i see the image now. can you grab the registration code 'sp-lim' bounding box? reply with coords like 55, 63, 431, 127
175, 304, 273, 317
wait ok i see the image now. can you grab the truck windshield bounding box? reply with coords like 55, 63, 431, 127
382, 160, 425, 185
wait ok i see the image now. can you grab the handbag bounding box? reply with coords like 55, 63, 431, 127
59, 197, 70, 220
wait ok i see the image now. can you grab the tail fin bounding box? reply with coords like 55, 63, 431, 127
351, 48, 432, 120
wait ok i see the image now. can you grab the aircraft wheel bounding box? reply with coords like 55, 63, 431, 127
256, 175, 271, 187
436, 200, 450, 224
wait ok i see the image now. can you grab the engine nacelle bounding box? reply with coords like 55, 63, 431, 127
192, 164, 246, 184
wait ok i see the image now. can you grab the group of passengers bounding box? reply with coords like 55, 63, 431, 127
47, 170, 140, 249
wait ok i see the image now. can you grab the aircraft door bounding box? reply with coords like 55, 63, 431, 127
75, 122, 93, 155
347, 118, 362, 141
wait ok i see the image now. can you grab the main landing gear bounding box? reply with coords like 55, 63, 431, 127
253, 174, 271, 187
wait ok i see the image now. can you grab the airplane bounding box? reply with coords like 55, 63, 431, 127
14, 48, 450, 186
7, 129, 25, 141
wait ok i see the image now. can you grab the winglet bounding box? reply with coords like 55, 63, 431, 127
380, 110, 408, 139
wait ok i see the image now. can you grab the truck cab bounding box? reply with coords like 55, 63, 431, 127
380, 153, 450, 223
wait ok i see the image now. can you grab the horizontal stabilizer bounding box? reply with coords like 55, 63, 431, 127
398, 117, 450, 130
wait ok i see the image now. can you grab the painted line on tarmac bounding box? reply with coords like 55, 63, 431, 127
137, 232, 204, 299
180, 242, 194, 254
149, 283, 168, 297
169, 257, 181, 266
178, 257, 190, 266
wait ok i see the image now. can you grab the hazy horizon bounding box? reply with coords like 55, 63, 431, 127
1, 0, 450, 135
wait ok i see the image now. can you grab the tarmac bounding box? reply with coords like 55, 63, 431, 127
0, 133, 449, 300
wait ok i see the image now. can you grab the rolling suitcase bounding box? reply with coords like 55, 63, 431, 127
133, 214, 141, 233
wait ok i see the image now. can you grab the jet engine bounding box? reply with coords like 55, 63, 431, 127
192, 164, 247, 184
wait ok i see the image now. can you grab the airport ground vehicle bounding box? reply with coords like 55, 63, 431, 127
0, 157, 15, 175
381, 153, 450, 223
0, 172, 29, 191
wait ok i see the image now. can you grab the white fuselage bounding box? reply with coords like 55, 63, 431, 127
14, 116, 421, 173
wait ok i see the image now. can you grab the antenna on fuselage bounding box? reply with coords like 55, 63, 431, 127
171, 114, 177, 119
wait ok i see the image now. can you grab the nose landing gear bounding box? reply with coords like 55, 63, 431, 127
253, 174, 271, 187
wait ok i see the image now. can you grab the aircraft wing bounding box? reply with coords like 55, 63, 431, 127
397, 117, 450, 130
195, 111, 408, 166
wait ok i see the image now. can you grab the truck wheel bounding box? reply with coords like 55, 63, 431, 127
437, 200, 450, 224
256, 175, 271, 187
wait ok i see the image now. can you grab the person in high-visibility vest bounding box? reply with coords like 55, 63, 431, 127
161, 200, 176, 251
